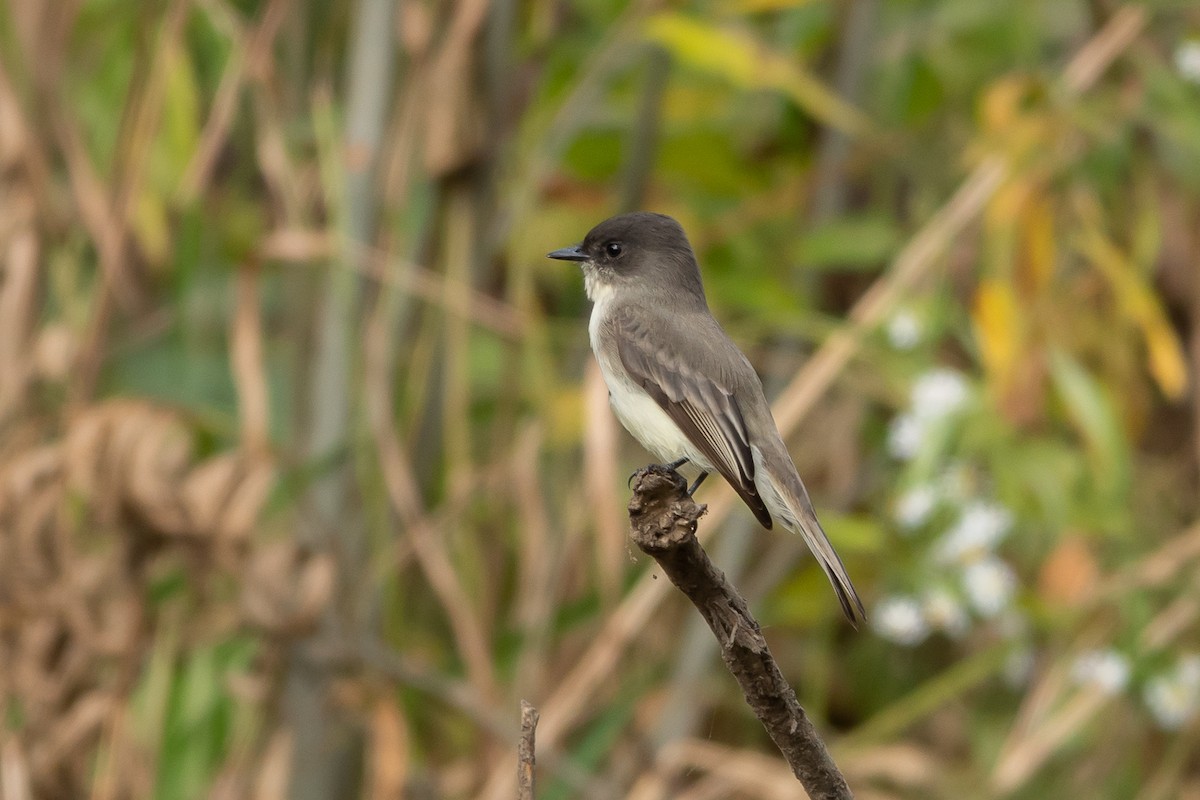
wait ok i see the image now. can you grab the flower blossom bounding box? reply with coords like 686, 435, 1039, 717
1144, 655, 1200, 729
874, 596, 929, 646
1071, 650, 1131, 695
961, 556, 1017, 617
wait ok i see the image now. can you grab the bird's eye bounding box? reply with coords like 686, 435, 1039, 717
605, 241, 623, 258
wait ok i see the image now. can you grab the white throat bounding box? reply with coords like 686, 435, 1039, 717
582, 266, 609, 303
586, 277, 615, 347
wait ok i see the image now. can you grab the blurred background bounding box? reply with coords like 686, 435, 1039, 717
2, 0, 1200, 798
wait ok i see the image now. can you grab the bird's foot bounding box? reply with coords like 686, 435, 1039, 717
627, 457, 689, 488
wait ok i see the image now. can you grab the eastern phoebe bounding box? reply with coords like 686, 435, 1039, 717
550, 212, 865, 624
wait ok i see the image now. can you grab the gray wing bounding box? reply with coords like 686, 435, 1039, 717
614, 310, 773, 529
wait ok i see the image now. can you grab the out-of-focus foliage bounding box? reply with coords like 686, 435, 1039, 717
1, 1, 1200, 798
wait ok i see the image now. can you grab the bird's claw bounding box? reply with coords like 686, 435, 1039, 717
629, 457, 689, 488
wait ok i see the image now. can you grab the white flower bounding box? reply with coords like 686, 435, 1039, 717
1144, 655, 1200, 729
894, 485, 939, 530
1175, 40, 1200, 84
887, 413, 925, 460
874, 596, 929, 646
961, 556, 1017, 617
935, 501, 1014, 564
1181, 656, 1200, 684
922, 587, 969, 637
910, 368, 970, 422
1071, 650, 1131, 695
887, 310, 922, 350
888, 370, 969, 460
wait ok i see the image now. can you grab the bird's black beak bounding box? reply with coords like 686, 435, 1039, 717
547, 245, 588, 262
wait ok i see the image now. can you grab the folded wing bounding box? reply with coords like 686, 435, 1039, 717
615, 311, 773, 529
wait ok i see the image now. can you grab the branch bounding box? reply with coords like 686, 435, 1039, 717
628, 465, 852, 800
518, 700, 539, 800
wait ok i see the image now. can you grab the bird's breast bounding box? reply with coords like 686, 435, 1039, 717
588, 301, 711, 468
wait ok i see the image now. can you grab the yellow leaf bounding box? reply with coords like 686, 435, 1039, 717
976, 76, 1053, 163
1144, 321, 1189, 400
643, 13, 871, 136
984, 179, 1056, 293
1077, 227, 1189, 400
1020, 193, 1056, 290
643, 14, 756, 89
980, 76, 1029, 134
973, 279, 1021, 391
985, 179, 1029, 231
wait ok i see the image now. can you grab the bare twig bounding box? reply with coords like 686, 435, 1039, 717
583, 361, 625, 602
627, 466, 852, 800
258, 231, 526, 339
517, 701, 539, 800
181, 0, 292, 201
231, 263, 270, 456
346, 640, 609, 799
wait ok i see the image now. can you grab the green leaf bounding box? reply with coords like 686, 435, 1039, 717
844, 643, 1013, 748
795, 214, 900, 269
159, 43, 200, 192
563, 128, 625, 180
886, 55, 944, 125
1048, 349, 1129, 498
820, 511, 885, 554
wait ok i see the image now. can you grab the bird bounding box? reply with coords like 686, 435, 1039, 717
549, 211, 865, 624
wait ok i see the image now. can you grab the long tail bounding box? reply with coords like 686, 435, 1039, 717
787, 500, 866, 626
759, 463, 866, 626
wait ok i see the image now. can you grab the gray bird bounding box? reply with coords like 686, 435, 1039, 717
549, 211, 865, 624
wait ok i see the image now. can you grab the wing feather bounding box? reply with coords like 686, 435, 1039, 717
615, 312, 772, 528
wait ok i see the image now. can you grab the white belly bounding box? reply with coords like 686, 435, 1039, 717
588, 290, 713, 469
602, 358, 709, 465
